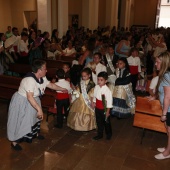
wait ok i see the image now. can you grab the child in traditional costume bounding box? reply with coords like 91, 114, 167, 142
111, 57, 136, 118
93, 71, 113, 140
67, 67, 96, 131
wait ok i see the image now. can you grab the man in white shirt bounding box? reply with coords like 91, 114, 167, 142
18, 32, 31, 64
4, 27, 20, 62
92, 52, 106, 84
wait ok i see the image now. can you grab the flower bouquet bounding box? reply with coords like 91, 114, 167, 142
71, 90, 80, 103
101, 94, 109, 123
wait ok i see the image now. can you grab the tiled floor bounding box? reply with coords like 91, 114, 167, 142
0, 99, 170, 170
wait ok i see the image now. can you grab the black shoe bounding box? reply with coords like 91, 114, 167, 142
36, 135, 45, 140
54, 124, 63, 129
93, 135, 103, 140
11, 143, 22, 151
106, 135, 112, 140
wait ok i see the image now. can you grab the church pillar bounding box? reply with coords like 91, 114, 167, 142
58, 0, 68, 38
51, 0, 58, 30
37, 0, 52, 33
105, 0, 119, 28
82, 0, 99, 30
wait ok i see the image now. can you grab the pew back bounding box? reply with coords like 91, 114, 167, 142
0, 75, 22, 100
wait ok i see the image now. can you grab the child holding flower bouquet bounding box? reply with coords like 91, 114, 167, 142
67, 67, 96, 131
93, 72, 113, 140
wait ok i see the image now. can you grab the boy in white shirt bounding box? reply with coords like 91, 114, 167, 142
127, 48, 141, 92
92, 52, 107, 84
93, 71, 113, 140
55, 69, 72, 128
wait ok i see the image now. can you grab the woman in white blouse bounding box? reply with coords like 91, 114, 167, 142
7, 59, 67, 151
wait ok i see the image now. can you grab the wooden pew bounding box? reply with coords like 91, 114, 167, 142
55, 55, 75, 63
41, 89, 56, 122
45, 60, 63, 68
8, 63, 32, 77
8, 62, 57, 80
60, 56, 75, 62
0, 75, 22, 100
45, 59, 71, 68
46, 68, 57, 80
133, 96, 166, 143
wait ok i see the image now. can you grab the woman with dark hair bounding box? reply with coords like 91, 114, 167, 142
51, 29, 60, 44
79, 37, 96, 66
115, 32, 132, 58
67, 67, 96, 131
62, 40, 76, 57
28, 31, 37, 48
7, 59, 67, 151
42, 31, 50, 40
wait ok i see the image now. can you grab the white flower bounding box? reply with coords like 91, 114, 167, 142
75, 93, 79, 98
71, 90, 80, 103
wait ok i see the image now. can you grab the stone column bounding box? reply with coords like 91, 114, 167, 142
82, 0, 99, 30
105, 0, 119, 28
37, 0, 52, 33
124, 0, 131, 29
58, 0, 68, 38
120, 0, 132, 30
51, 0, 58, 30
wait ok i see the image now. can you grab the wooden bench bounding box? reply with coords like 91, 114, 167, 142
60, 56, 75, 62
45, 59, 71, 68
0, 75, 22, 100
8, 63, 32, 77
45, 60, 64, 68
8, 62, 57, 80
133, 96, 166, 143
46, 68, 57, 80
41, 89, 56, 122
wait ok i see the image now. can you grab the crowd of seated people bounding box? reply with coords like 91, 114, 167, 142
0, 25, 170, 88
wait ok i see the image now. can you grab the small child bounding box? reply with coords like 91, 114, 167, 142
92, 52, 107, 84
112, 57, 135, 118
127, 47, 141, 92
136, 66, 147, 92
67, 67, 96, 131
62, 63, 71, 82
93, 71, 113, 140
55, 69, 72, 128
